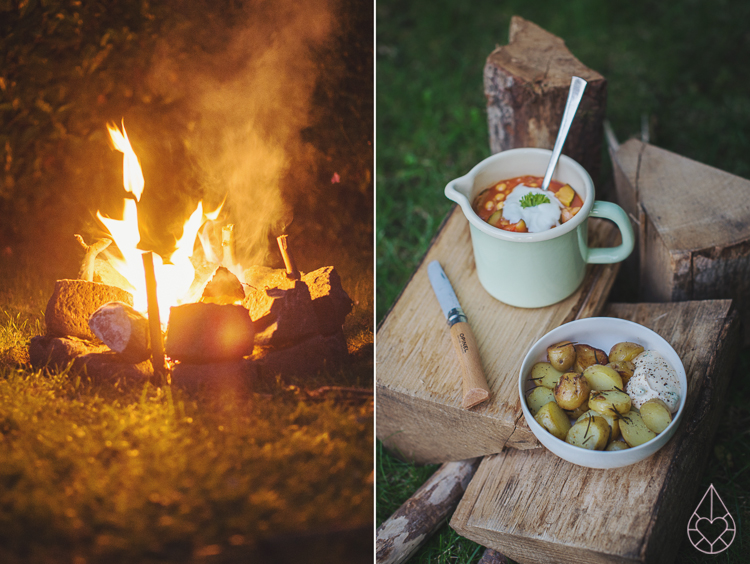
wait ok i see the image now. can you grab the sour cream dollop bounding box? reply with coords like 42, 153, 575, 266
625, 350, 681, 413
502, 185, 563, 233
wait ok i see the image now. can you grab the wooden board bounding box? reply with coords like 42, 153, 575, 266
484, 16, 607, 182
376, 206, 620, 464
451, 300, 739, 564
611, 138, 750, 343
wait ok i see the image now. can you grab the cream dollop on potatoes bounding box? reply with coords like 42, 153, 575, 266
625, 350, 681, 413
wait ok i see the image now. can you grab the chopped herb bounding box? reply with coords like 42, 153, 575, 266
519, 192, 551, 208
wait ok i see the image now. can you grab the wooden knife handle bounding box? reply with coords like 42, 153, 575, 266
449, 321, 491, 409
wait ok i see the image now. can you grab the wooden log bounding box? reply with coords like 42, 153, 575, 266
142, 252, 166, 374
451, 300, 740, 564
376, 206, 620, 464
276, 234, 300, 280
222, 224, 236, 267
611, 138, 750, 344
484, 16, 606, 181
376, 458, 481, 564
74, 235, 111, 282
88, 301, 150, 363
478, 549, 510, 564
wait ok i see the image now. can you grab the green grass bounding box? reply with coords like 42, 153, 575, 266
0, 248, 373, 564
376, 0, 750, 562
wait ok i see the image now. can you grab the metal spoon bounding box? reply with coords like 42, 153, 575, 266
541, 76, 587, 191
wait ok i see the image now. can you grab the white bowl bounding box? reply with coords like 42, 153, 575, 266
518, 317, 687, 469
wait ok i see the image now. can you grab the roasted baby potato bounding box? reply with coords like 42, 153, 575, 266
639, 398, 673, 433
577, 408, 620, 441
566, 404, 590, 420
583, 364, 624, 391
620, 410, 657, 447
605, 440, 630, 451
554, 372, 590, 410
547, 341, 576, 372
589, 389, 632, 416
530, 362, 565, 389
565, 413, 610, 450
534, 402, 571, 441
526, 386, 556, 416
607, 360, 635, 386
609, 342, 645, 363
573, 344, 608, 373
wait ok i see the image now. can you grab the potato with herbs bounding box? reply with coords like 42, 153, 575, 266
577, 408, 620, 441
607, 360, 635, 386
566, 404, 590, 420
573, 344, 608, 373
609, 342, 645, 363
583, 364, 623, 391
554, 372, 590, 410
605, 441, 630, 451
639, 398, 673, 433
526, 386, 556, 416
547, 341, 576, 372
530, 362, 565, 389
589, 389, 631, 416
565, 412, 610, 450
620, 410, 657, 447
534, 402, 571, 440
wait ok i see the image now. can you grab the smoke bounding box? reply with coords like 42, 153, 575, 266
145, 0, 334, 266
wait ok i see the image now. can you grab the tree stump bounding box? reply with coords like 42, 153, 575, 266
611, 138, 750, 343
484, 16, 607, 182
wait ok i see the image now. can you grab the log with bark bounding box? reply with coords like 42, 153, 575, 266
484, 16, 607, 181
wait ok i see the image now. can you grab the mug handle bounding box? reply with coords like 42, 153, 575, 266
585, 201, 635, 264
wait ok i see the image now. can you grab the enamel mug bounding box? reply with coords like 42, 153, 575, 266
445, 148, 634, 308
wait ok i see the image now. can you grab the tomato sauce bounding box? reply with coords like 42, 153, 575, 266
473, 175, 584, 233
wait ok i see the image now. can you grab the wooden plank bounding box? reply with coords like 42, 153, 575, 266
451, 300, 739, 564
376, 206, 619, 464
484, 16, 607, 181
612, 139, 750, 342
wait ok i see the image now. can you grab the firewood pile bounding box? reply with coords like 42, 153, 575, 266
29, 230, 353, 389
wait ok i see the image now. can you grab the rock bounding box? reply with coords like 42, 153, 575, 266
302, 267, 353, 335
72, 352, 153, 381
244, 280, 319, 347
171, 360, 257, 393
29, 335, 108, 370
251, 331, 349, 379
45, 279, 133, 341
88, 301, 150, 363
201, 266, 245, 304
165, 303, 255, 363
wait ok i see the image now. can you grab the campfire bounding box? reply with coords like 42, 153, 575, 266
29, 123, 353, 388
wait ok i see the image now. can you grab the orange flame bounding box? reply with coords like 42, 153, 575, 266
97, 122, 222, 322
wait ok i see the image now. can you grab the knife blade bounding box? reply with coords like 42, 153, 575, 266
427, 261, 491, 409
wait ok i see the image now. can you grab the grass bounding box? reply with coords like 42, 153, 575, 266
0, 246, 373, 564
376, 0, 750, 562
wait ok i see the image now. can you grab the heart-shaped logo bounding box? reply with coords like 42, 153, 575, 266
687, 485, 736, 554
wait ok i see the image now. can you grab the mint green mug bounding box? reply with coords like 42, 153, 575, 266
445, 148, 634, 308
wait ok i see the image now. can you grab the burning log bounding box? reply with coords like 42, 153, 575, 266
142, 252, 166, 374
201, 266, 245, 305
88, 301, 150, 363
276, 234, 300, 280
45, 279, 134, 341
165, 303, 255, 363
74, 235, 111, 282
222, 224, 236, 267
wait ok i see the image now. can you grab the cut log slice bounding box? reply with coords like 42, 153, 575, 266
45, 279, 134, 341
484, 16, 606, 181
88, 301, 150, 363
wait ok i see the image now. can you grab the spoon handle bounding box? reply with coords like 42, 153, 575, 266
542, 76, 587, 191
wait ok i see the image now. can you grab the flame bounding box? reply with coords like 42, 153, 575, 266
97, 122, 224, 322
107, 122, 145, 201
